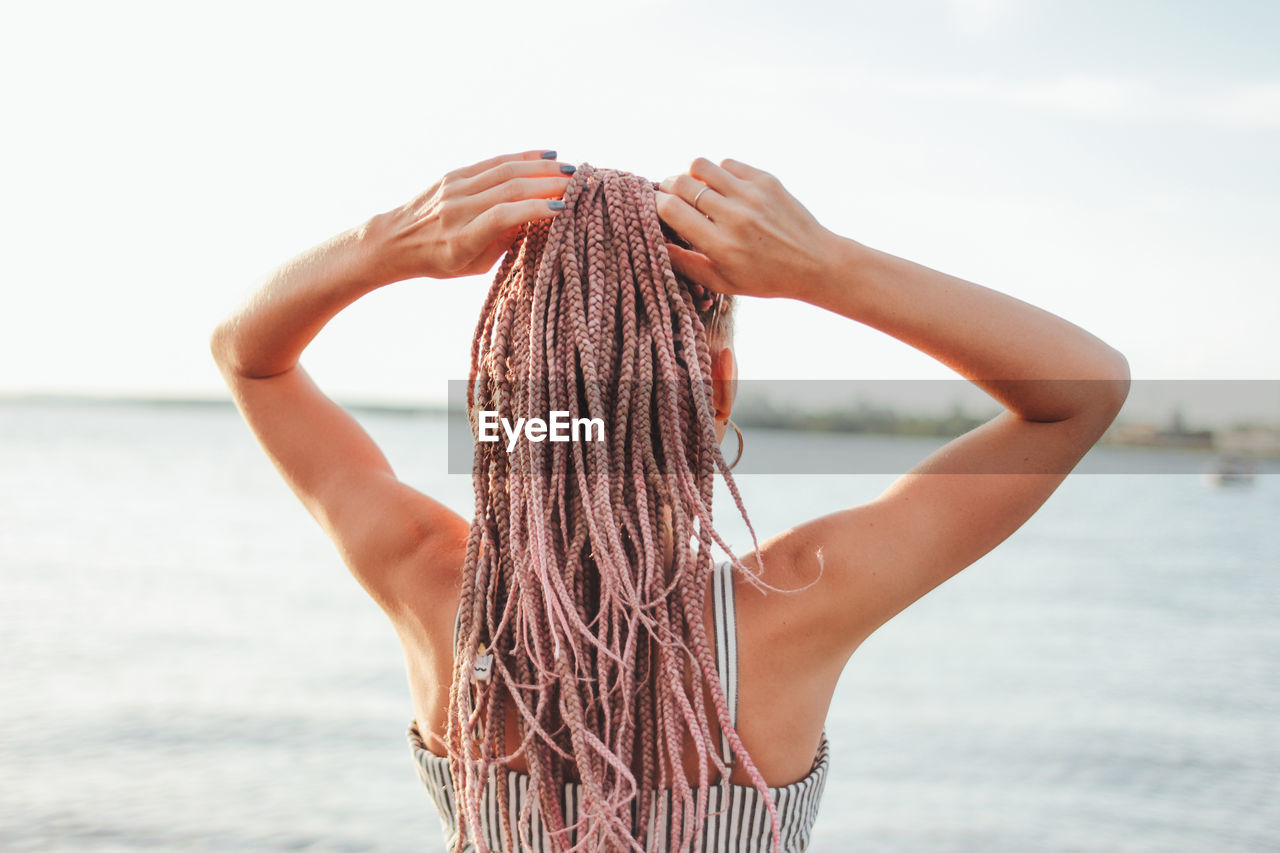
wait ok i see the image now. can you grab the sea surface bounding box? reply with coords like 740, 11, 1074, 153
1, 399, 1277, 852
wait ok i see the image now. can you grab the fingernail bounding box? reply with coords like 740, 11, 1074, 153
540, 150, 557, 160
560, 164, 576, 175
548, 200, 566, 210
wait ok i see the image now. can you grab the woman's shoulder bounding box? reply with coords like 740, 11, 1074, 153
721, 535, 848, 785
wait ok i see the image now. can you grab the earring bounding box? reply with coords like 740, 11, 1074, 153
726, 418, 744, 470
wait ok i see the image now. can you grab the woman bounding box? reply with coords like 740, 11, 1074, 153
211, 150, 1129, 852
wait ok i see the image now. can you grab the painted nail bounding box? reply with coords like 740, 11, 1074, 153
540, 150, 558, 160
548, 200, 566, 210
560, 164, 576, 175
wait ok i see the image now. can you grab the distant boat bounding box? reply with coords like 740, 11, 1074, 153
1204, 455, 1257, 487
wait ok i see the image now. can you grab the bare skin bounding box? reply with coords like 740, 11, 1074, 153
211, 150, 1129, 790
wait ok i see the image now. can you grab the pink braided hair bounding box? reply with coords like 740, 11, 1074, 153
448, 163, 782, 852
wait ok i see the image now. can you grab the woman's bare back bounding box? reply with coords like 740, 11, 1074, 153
397, 535, 839, 789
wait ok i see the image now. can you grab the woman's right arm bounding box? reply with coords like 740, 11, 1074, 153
657, 159, 1129, 663
211, 150, 571, 617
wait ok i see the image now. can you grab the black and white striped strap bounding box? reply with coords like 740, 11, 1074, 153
712, 559, 739, 766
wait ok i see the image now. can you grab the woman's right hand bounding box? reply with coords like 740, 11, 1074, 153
655, 158, 846, 301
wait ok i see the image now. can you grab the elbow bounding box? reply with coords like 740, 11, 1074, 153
209, 321, 230, 371
209, 319, 242, 377
208, 319, 293, 381
1101, 346, 1131, 414
1081, 347, 1130, 426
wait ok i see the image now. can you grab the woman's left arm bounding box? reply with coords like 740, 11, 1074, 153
210, 150, 571, 616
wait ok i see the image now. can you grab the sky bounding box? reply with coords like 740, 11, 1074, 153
2, 0, 1277, 416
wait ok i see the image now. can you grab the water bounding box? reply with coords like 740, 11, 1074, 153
1, 400, 1276, 851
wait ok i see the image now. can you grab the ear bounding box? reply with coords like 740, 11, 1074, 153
711, 346, 738, 420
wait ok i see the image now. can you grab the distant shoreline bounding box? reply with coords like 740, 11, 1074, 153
4, 393, 1276, 457
0, 393, 450, 416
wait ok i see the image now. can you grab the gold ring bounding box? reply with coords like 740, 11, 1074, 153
693, 186, 710, 213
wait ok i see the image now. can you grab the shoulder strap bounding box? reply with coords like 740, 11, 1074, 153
711, 559, 739, 766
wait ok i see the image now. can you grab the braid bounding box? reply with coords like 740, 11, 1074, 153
448, 164, 781, 852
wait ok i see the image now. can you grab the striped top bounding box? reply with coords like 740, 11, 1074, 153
407, 560, 830, 852
404, 560, 834, 845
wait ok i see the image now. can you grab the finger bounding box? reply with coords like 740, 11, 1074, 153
717, 157, 773, 183
461, 229, 521, 276
469, 176, 572, 212
667, 244, 734, 294
464, 158, 577, 196
464, 198, 567, 248
687, 157, 749, 197
450, 149, 558, 180
659, 174, 725, 218
655, 188, 719, 251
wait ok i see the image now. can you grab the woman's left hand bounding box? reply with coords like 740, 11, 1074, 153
368, 149, 573, 283
656, 157, 840, 302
